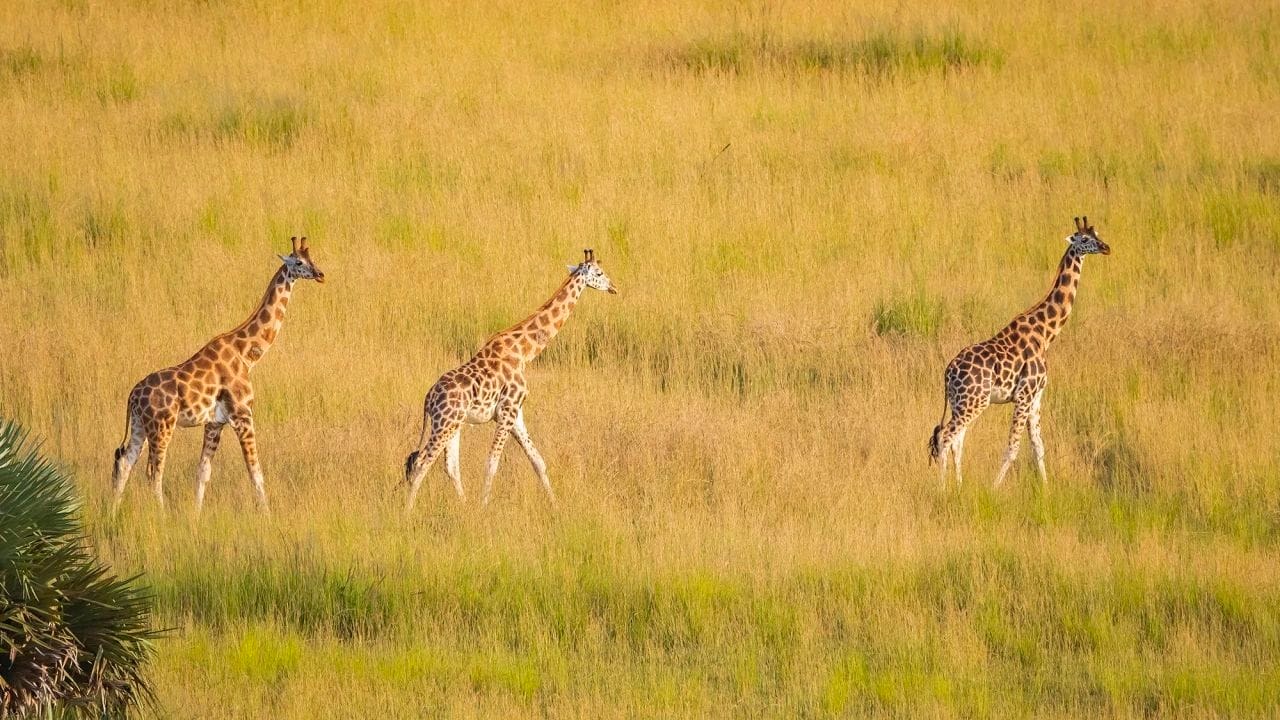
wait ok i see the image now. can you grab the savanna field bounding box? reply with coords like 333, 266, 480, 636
2, 0, 1280, 716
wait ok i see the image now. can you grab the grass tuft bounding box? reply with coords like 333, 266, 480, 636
215, 96, 309, 150
871, 293, 945, 339
666, 29, 998, 77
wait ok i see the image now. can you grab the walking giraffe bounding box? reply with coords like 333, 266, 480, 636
928, 217, 1110, 487
111, 237, 325, 514
404, 249, 618, 511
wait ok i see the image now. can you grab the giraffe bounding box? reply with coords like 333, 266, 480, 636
403, 249, 618, 511
928, 217, 1110, 487
110, 236, 325, 515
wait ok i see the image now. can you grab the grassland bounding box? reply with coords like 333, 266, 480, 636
2, 0, 1279, 716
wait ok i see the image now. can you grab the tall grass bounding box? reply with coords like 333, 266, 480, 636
1, 0, 1278, 716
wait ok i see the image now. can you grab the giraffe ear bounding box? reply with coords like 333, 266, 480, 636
566, 264, 579, 273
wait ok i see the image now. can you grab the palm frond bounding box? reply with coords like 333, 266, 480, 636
0, 416, 158, 717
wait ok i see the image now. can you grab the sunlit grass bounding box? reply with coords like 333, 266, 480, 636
2, 0, 1279, 716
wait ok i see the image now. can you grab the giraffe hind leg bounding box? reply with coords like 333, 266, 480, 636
938, 395, 988, 489
951, 426, 969, 486
145, 419, 175, 513
110, 403, 145, 514
405, 420, 462, 512
444, 429, 464, 500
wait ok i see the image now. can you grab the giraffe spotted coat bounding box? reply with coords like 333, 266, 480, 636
929, 218, 1110, 487
111, 237, 325, 514
404, 249, 617, 511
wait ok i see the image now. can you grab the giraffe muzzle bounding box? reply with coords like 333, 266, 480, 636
607, 284, 619, 295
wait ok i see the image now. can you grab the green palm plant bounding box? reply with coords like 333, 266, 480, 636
0, 418, 157, 717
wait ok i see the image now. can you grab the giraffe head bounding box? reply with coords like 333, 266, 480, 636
566, 248, 618, 294
1067, 216, 1110, 256
278, 236, 327, 283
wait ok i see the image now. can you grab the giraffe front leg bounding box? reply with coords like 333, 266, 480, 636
481, 408, 518, 507
1028, 388, 1047, 483
511, 410, 555, 507
994, 399, 1032, 488
229, 409, 269, 513
194, 423, 224, 515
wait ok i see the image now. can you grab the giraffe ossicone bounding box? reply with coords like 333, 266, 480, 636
110, 236, 326, 516
404, 248, 618, 512
928, 217, 1110, 488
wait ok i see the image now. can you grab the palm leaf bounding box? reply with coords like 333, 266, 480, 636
0, 416, 158, 717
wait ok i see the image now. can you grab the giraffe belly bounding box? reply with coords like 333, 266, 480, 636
465, 406, 496, 424
178, 398, 229, 427
988, 385, 1015, 404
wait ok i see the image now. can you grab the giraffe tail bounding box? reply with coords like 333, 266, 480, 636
404, 450, 419, 484
114, 401, 137, 463
927, 395, 948, 465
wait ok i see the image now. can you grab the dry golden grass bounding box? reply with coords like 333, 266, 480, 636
2, 0, 1279, 716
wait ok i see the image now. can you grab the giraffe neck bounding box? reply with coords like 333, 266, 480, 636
499, 273, 588, 362
1024, 246, 1084, 348
229, 265, 294, 367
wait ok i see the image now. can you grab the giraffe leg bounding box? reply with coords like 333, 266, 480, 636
481, 406, 518, 507
511, 410, 555, 507
194, 423, 224, 515
405, 420, 462, 511
146, 419, 175, 512
951, 426, 969, 487
229, 409, 269, 513
443, 428, 464, 501
1028, 388, 1047, 483
936, 395, 987, 488
993, 396, 1032, 488
110, 405, 145, 514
